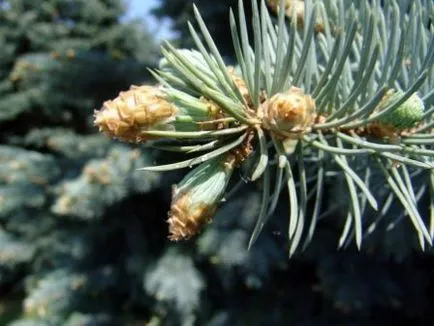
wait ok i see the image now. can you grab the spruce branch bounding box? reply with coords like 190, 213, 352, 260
95, 0, 434, 255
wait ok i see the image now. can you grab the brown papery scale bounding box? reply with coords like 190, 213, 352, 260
93, 85, 177, 143
167, 191, 217, 241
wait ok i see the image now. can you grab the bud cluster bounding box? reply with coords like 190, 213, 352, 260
94, 50, 320, 240
95, 39, 428, 243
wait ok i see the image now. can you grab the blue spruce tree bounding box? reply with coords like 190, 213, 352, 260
1, 0, 434, 325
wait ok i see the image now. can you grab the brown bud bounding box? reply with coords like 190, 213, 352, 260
94, 85, 177, 143
227, 66, 252, 106
197, 97, 228, 130
267, 0, 305, 25
167, 155, 235, 241
167, 191, 217, 241
259, 86, 316, 138
267, 0, 325, 33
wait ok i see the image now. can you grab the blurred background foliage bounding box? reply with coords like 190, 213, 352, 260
0, 0, 433, 325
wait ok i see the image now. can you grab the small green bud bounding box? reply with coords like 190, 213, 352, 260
377, 91, 425, 129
